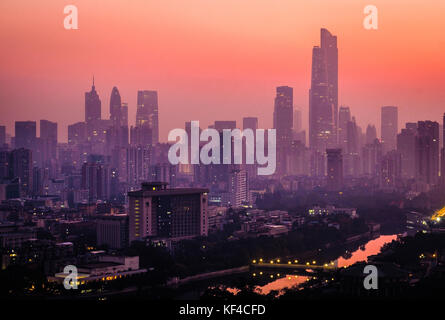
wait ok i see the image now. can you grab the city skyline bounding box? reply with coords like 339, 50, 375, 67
1, 1, 445, 142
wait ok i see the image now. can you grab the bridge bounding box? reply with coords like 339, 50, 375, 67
250, 259, 339, 272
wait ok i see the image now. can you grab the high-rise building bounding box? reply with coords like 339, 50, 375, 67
365, 125, 377, 145
397, 124, 417, 179
380, 150, 402, 190
85, 78, 101, 123
338, 106, 351, 151
309, 28, 338, 153
214, 121, 237, 132
10, 148, 33, 196
0, 126, 6, 148
0, 150, 10, 180
68, 122, 87, 145
273, 86, 293, 175
40, 120, 58, 162
97, 214, 129, 249
121, 103, 129, 128
81, 162, 110, 202
228, 169, 249, 207
243, 117, 258, 131
109, 87, 122, 127
126, 146, 151, 189
293, 109, 302, 133
381, 106, 398, 154
326, 148, 343, 191
128, 182, 208, 242
415, 121, 439, 187
136, 90, 159, 145
14, 121, 36, 150
362, 139, 382, 177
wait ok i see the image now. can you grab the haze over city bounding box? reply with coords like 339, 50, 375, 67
1, 0, 445, 142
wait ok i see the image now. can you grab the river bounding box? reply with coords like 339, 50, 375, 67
254, 234, 398, 294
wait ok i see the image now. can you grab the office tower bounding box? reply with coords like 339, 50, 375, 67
288, 140, 310, 176
85, 78, 101, 123
338, 106, 351, 151
273, 86, 293, 175
130, 124, 152, 149
10, 148, 33, 196
397, 124, 417, 179
293, 108, 302, 133
362, 139, 382, 177
243, 117, 258, 131
121, 103, 129, 127
40, 120, 58, 162
343, 118, 361, 176
309, 28, 338, 152
68, 122, 87, 145
109, 86, 122, 127
126, 146, 151, 189
214, 121, 237, 132
415, 121, 439, 187
97, 214, 129, 249
228, 169, 249, 207
326, 149, 343, 191
128, 182, 208, 242
0, 150, 11, 179
14, 121, 36, 150
149, 163, 177, 188
381, 106, 398, 154
81, 162, 110, 202
366, 125, 377, 145
379, 150, 402, 190
136, 90, 159, 145
0, 126, 6, 147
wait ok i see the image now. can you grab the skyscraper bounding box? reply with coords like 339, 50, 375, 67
243, 117, 258, 131
40, 120, 58, 162
109, 86, 122, 127
397, 124, 417, 179
338, 106, 351, 151
273, 86, 293, 175
68, 122, 87, 145
309, 28, 338, 153
379, 150, 402, 191
136, 90, 159, 145
381, 106, 398, 154
228, 169, 249, 207
365, 124, 377, 145
85, 77, 101, 123
326, 148, 343, 191
415, 121, 439, 187
14, 121, 36, 150
0, 126, 6, 148
10, 148, 33, 196
293, 109, 302, 133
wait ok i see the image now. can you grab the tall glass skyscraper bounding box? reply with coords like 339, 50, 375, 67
136, 90, 159, 145
309, 28, 338, 154
85, 77, 101, 123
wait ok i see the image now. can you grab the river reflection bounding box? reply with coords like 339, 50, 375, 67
254, 234, 398, 295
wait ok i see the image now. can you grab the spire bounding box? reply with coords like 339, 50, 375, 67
92, 75, 95, 90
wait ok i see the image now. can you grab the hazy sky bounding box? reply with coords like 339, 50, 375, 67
1, 0, 444, 142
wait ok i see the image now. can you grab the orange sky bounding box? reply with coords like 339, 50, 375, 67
1, 0, 445, 142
